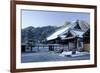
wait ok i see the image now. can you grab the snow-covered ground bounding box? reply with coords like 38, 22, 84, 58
21, 51, 90, 63
59, 51, 90, 57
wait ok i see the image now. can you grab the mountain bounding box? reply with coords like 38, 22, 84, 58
21, 26, 59, 44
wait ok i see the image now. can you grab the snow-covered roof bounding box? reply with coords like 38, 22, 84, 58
77, 20, 89, 32
61, 36, 75, 40
71, 30, 85, 38
46, 20, 89, 41
46, 24, 73, 41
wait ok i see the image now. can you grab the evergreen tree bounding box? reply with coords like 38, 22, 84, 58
39, 32, 46, 44
27, 29, 35, 51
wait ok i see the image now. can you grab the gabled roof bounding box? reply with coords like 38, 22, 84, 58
46, 20, 89, 41
46, 24, 73, 41
76, 20, 89, 32
59, 30, 76, 40
70, 30, 85, 38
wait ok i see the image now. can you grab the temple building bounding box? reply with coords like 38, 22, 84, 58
46, 20, 90, 52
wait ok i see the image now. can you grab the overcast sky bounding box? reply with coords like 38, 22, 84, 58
21, 10, 90, 29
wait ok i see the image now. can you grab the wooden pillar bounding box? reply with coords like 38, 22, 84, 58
68, 40, 69, 50
72, 38, 77, 54
75, 38, 77, 49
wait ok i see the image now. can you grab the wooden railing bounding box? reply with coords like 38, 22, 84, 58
32, 44, 74, 53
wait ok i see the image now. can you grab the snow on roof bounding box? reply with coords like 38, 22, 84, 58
78, 20, 89, 31
71, 30, 85, 38
46, 24, 73, 41
46, 20, 88, 41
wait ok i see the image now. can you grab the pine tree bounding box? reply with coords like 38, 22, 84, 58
27, 29, 35, 51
